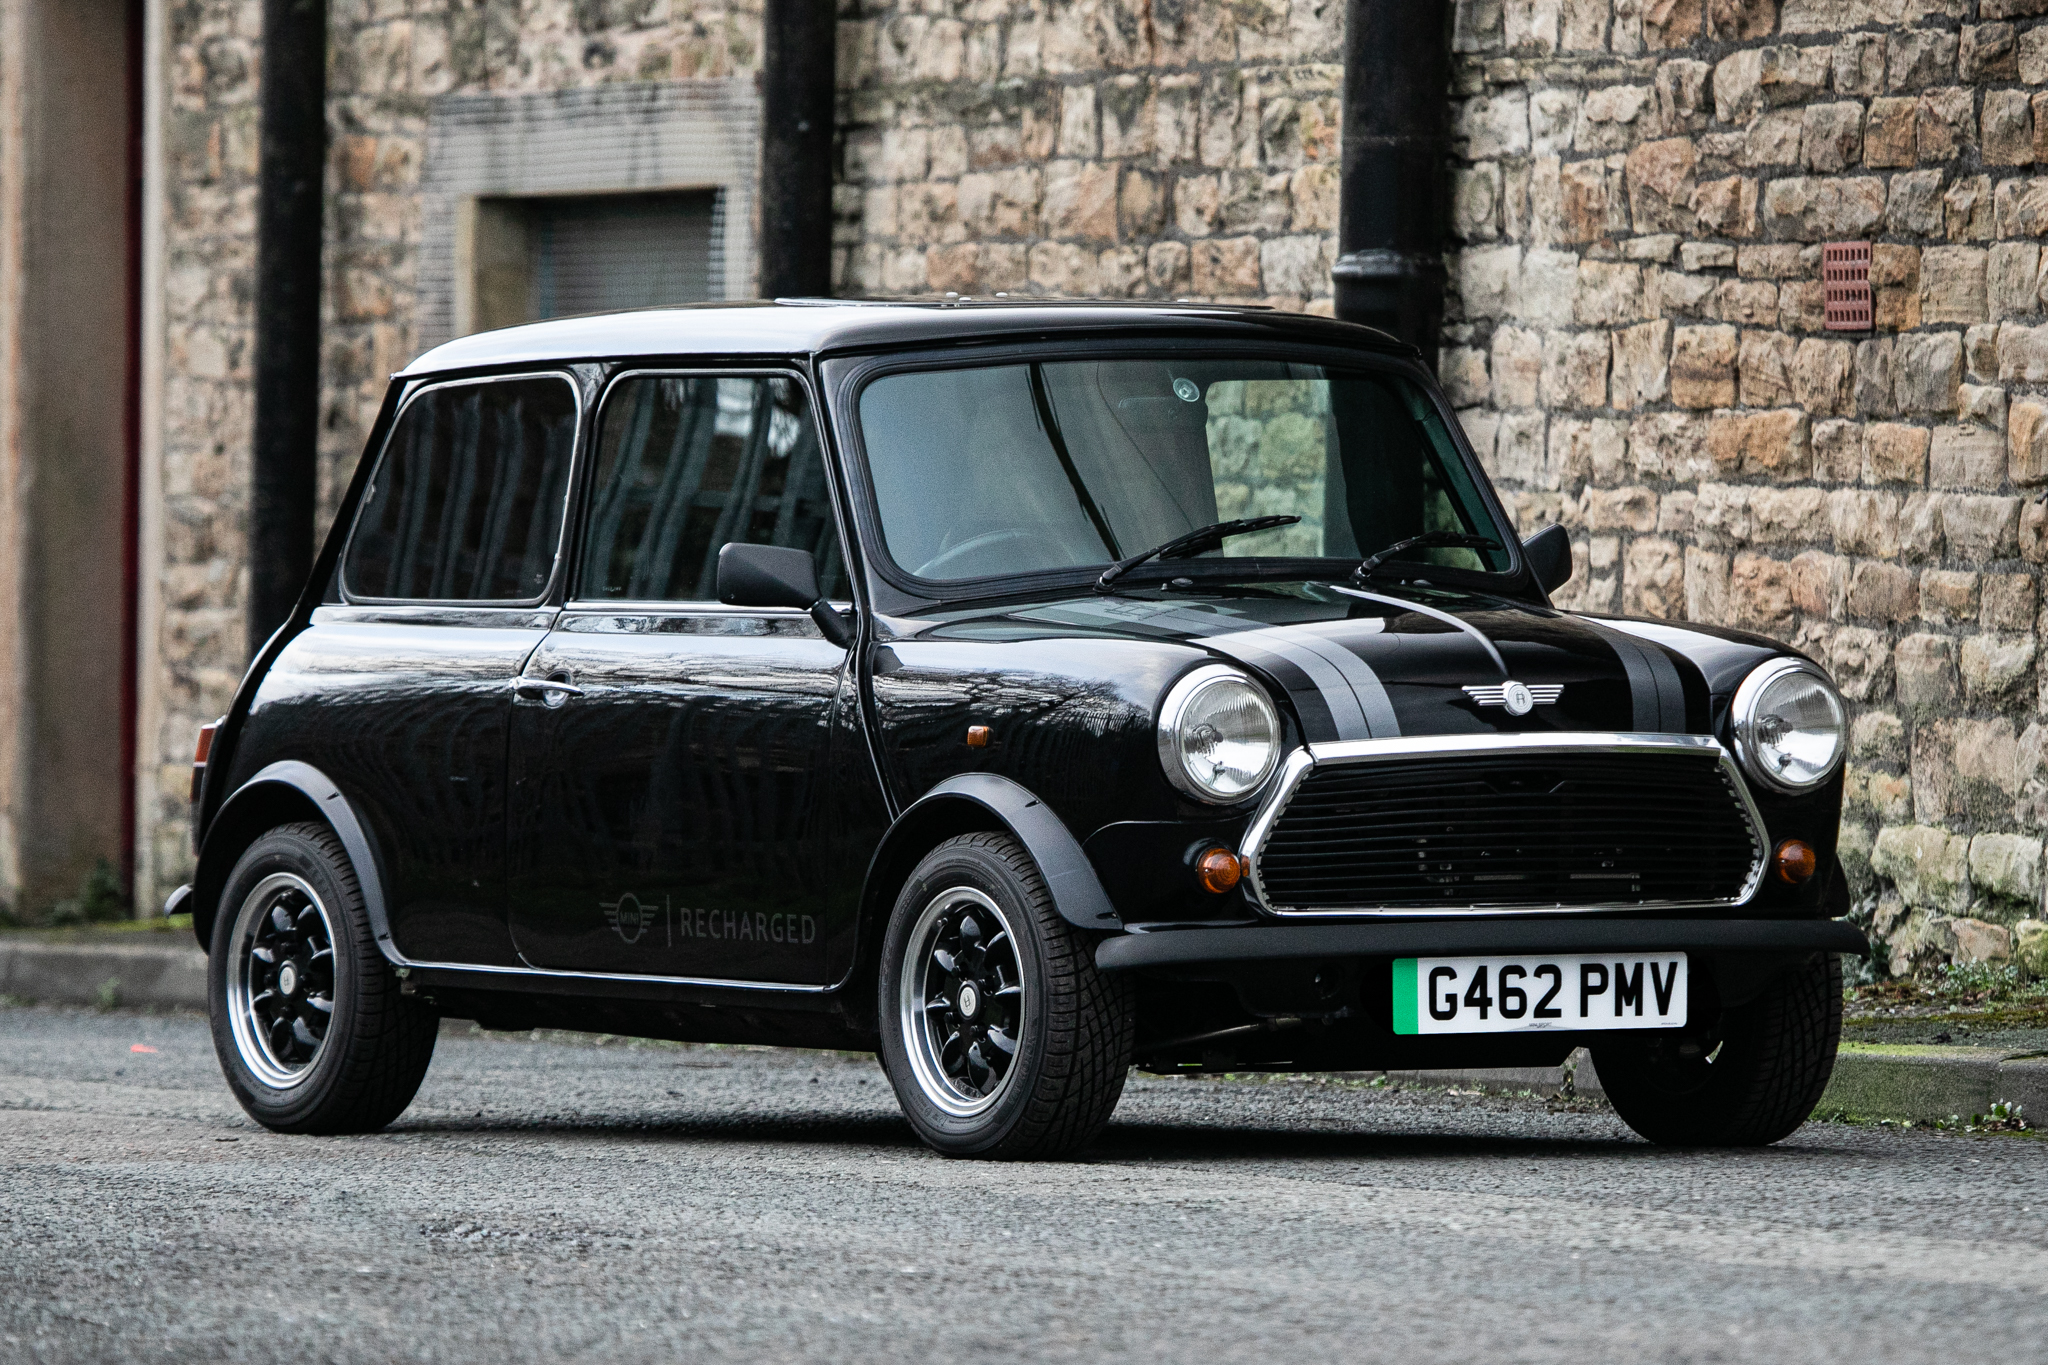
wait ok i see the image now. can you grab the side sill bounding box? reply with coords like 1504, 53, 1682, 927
401, 959, 840, 1010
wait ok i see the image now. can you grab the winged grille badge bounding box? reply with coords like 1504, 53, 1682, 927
1463, 681, 1563, 717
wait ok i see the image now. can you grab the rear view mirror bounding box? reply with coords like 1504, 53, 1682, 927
1522, 524, 1574, 596
716, 543, 853, 648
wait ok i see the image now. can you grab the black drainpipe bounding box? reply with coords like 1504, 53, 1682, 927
1333, 0, 1450, 367
249, 0, 328, 657
759, 0, 837, 299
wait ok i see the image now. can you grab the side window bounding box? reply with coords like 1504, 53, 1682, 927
578, 374, 846, 602
343, 376, 578, 602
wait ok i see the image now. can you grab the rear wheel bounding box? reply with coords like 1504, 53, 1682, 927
1593, 952, 1842, 1147
878, 833, 1133, 1159
208, 822, 438, 1134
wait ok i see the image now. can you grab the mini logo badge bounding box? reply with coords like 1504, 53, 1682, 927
602, 893, 657, 945
1463, 680, 1563, 716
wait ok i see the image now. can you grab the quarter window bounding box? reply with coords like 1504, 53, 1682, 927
343, 376, 578, 602
578, 374, 846, 602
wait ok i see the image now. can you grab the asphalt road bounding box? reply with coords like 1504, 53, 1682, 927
3, 1004, 2045, 1364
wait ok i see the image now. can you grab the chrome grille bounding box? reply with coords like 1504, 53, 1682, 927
1246, 736, 1765, 915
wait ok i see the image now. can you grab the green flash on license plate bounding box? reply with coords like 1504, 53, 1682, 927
1392, 954, 1688, 1035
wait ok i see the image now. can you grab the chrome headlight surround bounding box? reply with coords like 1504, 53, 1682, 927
1156, 664, 1282, 805
1730, 657, 1846, 794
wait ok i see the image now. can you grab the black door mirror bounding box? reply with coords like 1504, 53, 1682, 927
1522, 523, 1574, 596
716, 543, 853, 648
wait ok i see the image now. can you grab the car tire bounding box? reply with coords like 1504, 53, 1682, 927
1592, 952, 1842, 1147
877, 832, 1134, 1159
208, 822, 438, 1134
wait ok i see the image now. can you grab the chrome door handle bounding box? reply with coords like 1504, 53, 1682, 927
511, 677, 584, 700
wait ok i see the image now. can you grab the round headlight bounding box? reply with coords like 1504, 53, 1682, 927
1157, 665, 1281, 804
1731, 658, 1846, 792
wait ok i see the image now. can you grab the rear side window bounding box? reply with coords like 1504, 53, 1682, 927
343, 376, 579, 602
577, 374, 846, 602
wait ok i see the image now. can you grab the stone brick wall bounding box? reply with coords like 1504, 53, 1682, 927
1440, 0, 2048, 974
153, 0, 264, 906
833, 0, 1342, 308
147, 0, 767, 906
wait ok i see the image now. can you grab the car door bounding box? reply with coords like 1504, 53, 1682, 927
309, 372, 581, 966
506, 370, 877, 985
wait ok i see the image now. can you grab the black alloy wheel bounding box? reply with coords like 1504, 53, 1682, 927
878, 832, 1134, 1159
208, 822, 438, 1134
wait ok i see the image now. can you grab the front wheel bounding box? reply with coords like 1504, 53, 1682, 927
208, 822, 439, 1134
878, 833, 1134, 1159
1593, 952, 1842, 1147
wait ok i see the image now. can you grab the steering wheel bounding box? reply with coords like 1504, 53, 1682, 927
914, 528, 1044, 577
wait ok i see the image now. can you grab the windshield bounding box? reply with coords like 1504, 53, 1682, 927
855, 357, 1511, 584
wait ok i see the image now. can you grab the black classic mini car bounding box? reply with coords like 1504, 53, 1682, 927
178, 300, 1862, 1158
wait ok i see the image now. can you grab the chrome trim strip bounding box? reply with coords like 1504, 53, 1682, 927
396, 956, 831, 994
560, 601, 853, 616
1237, 731, 1769, 918
1240, 745, 1317, 906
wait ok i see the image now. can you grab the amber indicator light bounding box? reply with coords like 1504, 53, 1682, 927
1195, 846, 1245, 894
1773, 838, 1818, 884
191, 720, 222, 803
965, 725, 992, 748
1822, 242, 1872, 332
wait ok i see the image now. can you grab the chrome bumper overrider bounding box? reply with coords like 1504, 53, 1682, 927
1236, 732, 1770, 918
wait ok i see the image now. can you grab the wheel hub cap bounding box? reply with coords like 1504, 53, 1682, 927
225, 872, 338, 1091
899, 888, 1027, 1118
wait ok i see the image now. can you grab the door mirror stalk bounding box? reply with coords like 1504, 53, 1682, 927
809, 600, 854, 648
718, 543, 854, 649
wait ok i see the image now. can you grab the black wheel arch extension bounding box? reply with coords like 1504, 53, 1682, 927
191, 762, 393, 957
863, 774, 1122, 937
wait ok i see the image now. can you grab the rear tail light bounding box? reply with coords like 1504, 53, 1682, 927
191, 718, 224, 803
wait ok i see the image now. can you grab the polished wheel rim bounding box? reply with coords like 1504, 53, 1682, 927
226, 872, 338, 1090
899, 887, 1027, 1118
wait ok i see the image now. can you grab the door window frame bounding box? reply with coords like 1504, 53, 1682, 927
563, 366, 855, 612
338, 370, 586, 609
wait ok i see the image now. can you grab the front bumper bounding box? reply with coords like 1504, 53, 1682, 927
1096, 916, 1868, 972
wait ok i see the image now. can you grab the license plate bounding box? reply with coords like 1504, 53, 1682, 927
1392, 954, 1688, 1035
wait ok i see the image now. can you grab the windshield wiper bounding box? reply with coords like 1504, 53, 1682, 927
1352, 531, 1502, 584
1095, 515, 1301, 593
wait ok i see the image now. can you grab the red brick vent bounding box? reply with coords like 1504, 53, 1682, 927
1823, 242, 1874, 333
